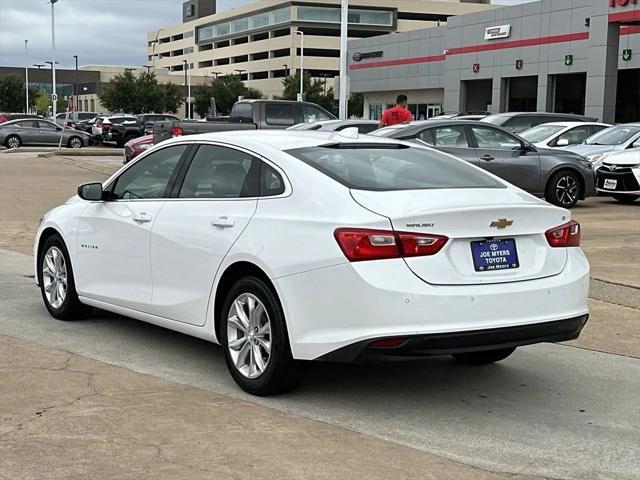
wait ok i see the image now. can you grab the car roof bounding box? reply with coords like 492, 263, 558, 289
167, 129, 403, 152
528, 122, 607, 128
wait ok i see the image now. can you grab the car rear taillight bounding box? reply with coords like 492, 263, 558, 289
370, 337, 408, 348
545, 220, 580, 247
334, 228, 448, 262
171, 126, 184, 137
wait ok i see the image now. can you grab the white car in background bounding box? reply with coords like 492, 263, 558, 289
34, 130, 590, 395
594, 148, 640, 203
519, 122, 610, 149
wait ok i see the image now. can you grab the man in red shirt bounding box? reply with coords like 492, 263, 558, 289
378, 94, 413, 127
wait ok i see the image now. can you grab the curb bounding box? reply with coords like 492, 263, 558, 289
38, 150, 124, 158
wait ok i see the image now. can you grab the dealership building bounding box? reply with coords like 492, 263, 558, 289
348, 0, 640, 123
147, 0, 495, 97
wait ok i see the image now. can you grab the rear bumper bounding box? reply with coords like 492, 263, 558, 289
275, 248, 590, 360
317, 314, 588, 362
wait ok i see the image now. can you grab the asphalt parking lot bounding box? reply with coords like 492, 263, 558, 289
0, 150, 638, 479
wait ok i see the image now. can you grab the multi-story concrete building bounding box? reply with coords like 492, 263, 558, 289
146, 0, 495, 97
348, 0, 640, 123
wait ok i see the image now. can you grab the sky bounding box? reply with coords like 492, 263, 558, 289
0, 0, 529, 70
0, 0, 249, 69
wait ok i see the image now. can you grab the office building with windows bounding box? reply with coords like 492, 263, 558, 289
147, 0, 494, 97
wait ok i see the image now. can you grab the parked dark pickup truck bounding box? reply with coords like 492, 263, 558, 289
153, 100, 335, 144
107, 113, 180, 147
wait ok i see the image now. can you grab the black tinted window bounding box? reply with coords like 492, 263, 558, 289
179, 145, 258, 198
112, 145, 186, 199
288, 145, 504, 191
260, 162, 285, 196
266, 104, 295, 126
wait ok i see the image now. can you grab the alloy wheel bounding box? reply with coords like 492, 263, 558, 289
226, 293, 272, 379
6, 136, 20, 149
69, 137, 82, 148
42, 246, 67, 309
555, 175, 578, 206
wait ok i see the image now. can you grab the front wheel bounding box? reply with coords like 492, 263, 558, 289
5, 135, 21, 149
38, 234, 87, 320
613, 194, 639, 204
67, 136, 83, 149
452, 347, 516, 365
546, 170, 582, 208
221, 277, 304, 395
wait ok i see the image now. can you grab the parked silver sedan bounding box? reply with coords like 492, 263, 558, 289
0, 119, 91, 149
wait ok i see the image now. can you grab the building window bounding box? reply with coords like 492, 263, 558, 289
297, 6, 393, 26
184, 30, 194, 38
196, 7, 290, 42
90, 99, 95, 112
84, 99, 89, 111
369, 104, 382, 120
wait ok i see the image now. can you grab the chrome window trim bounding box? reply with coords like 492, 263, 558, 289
102, 139, 292, 203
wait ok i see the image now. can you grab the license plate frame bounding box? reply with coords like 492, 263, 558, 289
603, 178, 617, 190
470, 238, 520, 272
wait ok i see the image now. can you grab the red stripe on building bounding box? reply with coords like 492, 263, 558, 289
621, 24, 640, 34
447, 32, 589, 55
349, 54, 445, 69
608, 9, 640, 23
349, 32, 589, 70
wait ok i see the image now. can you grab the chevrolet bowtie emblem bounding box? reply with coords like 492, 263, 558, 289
490, 218, 513, 229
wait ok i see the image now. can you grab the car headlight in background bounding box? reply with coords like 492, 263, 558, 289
578, 159, 593, 170
585, 153, 604, 170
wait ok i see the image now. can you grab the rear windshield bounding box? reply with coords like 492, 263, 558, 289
480, 114, 510, 125
519, 125, 565, 143
585, 125, 640, 145
287, 144, 505, 191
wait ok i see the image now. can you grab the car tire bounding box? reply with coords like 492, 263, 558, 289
221, 276, 304, 395
613, 194, 639, 204
37, 234, 87, 320
452, 347, 516, 365
546, 170, 582, 208
67, 136, 83, 149
5, 135, 21, 149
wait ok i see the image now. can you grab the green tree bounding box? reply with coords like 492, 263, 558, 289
134, 71, 164, 114
162, 82, 184, 113
98, 69, 137, 113
193, 75, 262, 117
34, 89, 50, 115
0, 74, 26, 112
348, 93, 364, 118
277, 72, 338, 116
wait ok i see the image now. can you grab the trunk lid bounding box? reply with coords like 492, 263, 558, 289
351, 188, 570, 285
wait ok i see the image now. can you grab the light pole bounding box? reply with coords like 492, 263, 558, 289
282, 64, 288, 77
295, 30, 304, 101
339, 0, 348, 119
152, 29, 162, 70
183, 59, 191, 119
73, 55, 79, 112
24, 40, 29, 113
210, 71, 222, 79
50, 0, 59, 119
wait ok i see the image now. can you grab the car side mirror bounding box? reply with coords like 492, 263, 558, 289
77, 182, 104, 201
556, 138, 569, 147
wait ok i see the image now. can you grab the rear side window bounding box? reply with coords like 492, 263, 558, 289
232, 103, 252, 122
266, 104, 295, 126
554, 126, 592, 146
260, 162, 285, 196
287, 145, 504, 191
503, 116, 534, 132
179, 145, 259, 198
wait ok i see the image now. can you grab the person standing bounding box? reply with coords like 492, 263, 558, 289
378, 94, 413, 127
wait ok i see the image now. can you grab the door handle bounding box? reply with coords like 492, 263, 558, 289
212, 216, 235, 228
132, 213, 153, 223
480, 155, 495, 161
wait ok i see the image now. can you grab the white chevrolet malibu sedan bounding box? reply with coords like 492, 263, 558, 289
34, 130, 590, 395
